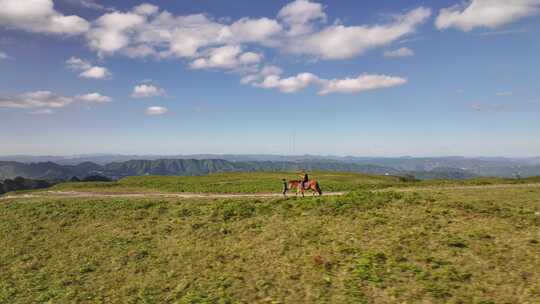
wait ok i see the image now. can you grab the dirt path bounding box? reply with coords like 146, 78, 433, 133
1, 183, 539, 201
0, 190, 345, 200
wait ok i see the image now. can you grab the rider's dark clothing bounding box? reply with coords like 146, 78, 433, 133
301, 174, 309, 189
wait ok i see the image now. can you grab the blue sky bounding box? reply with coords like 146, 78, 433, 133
0, 0, 539, 157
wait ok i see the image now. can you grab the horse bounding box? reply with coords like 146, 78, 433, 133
282, 179, 322, 197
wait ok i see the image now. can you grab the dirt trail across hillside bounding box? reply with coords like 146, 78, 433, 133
2, 183, 540, 201
0, 191, 346, 200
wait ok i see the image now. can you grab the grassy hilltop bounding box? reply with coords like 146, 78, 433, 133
1, 172, 539, 303
48, 171, 407, 194
44, 171, 540, 194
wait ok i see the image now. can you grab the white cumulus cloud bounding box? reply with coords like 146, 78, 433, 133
2, 1, 426, 96
0, 0, 89, 35
0, 91, 74, 109
124, 45, 157, 58
133, 3, 159, 16
86, 11, 146, 55
250, 71, 406, 95
154, 14, 229, 59
66, 56, 111, 79
384, 47, 414, 58
78, 1, 429, 65
255, 72, 321, 93
318, 74, 407, 95
190, 45, 262, 70
228, 17, 283, 44
145, 106, 168, 115
278, 0, 327, 36
436, 0, 540, 32
79, 66, 110, 79
66, 56, 92, 70
76, 92, 113, 103
241, 65, 284, 84
0, 90, 112, 111
86, 8, 281, 60
131, 84, 166, 98
285, 7, 431, 59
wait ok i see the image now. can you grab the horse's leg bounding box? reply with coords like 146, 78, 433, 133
313, 182, 322, 196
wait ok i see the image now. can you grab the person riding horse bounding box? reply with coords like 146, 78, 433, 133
282, 172, 322, 197
299, 171, 309, 190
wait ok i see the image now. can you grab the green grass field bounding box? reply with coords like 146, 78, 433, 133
1, 172, 539, 303
47, 171, 408, 194
45, 171, 540, 194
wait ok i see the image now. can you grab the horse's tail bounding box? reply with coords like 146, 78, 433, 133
315, 182, 322, 195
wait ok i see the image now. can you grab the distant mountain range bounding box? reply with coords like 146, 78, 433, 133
0, 154, 538, 181
0, 159, 400, 180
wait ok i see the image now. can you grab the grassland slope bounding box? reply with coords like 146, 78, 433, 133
46, 171, 406, 194
39, 172, 540, 195
1, 186, 539, 303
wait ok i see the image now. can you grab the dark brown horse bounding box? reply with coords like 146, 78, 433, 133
282, 179, 322, 197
